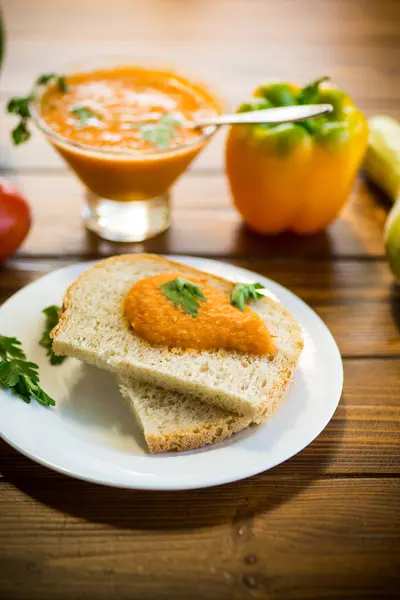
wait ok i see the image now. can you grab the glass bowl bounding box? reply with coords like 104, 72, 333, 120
31, 58, 224, 242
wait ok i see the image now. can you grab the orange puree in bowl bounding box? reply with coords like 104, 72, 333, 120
39, 66, 221, 201
124, 273, 276, 356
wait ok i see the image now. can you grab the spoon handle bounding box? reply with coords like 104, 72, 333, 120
194, 104, 333, 128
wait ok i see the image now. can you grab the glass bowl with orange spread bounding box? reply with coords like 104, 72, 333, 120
30, 60, 223, 242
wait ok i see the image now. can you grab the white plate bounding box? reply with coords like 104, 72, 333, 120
0, 256, 342, 490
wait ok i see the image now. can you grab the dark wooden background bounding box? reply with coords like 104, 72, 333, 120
0, 1, 399, 599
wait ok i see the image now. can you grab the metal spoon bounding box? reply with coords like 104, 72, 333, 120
190, 103, 333, 129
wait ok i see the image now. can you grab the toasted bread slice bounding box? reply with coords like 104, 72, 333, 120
52, 254, 303, 421
119, 376, 251, 453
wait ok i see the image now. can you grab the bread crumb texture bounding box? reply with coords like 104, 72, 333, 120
119, 376, 251, 453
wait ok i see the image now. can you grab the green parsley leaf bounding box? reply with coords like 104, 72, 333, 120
297, 76, 330, 105
135, 114, 181, 150
7, 72, 69, 146
30, 385, 56, 407
0, 362, 21, 387
0, 334, 55, 407
160, 277, 206, 317
7, 95, 34, 119
39, 305, 65, 365
7, 95, 33, 145
230, 282, 265, 311
0, 336, 26, 359
57, 75, 69, 93
13, 359, 40, 383
36, 73, 57, 85
70, 106, 102, 127
36, 73, 70, 93
11, 121, 31, 145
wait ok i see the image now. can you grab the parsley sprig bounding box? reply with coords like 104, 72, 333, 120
70, 105, 102, 127
7, 72, 69, 145
0, 335, 55, 407
39, 305, 65, 365
36, 73, 70, 93
160, 277, 206, 317
230, 282, 266, 311
7, 94, 35, 145
132, 114, 181, 150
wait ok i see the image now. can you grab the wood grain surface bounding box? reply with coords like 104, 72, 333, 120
0, 172, 391, 259
0, 1, 399, 599
0, 477, 399, 600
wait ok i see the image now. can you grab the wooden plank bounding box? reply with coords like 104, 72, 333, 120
0, 172, 389, 258
343, 358, 400, 406
0, 478, 398, 599
1, 259, 399, 357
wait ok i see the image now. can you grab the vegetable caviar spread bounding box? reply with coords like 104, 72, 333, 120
124, 273, 276, 355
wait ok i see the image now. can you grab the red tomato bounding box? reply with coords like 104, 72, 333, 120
0, 178, 31, 261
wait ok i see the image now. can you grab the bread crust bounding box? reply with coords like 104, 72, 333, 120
119, 380, 251, 453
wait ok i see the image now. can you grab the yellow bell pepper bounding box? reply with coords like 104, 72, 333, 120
225, 77, 368, 234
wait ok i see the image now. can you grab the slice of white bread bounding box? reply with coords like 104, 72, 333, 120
119, 376, 252, 453
52, 254, 303, 421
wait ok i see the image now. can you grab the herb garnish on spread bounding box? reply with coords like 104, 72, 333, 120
160, 277, 206, 317
230, 282, 265, 311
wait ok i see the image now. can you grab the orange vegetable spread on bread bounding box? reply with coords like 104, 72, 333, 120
124, 273, 276, 355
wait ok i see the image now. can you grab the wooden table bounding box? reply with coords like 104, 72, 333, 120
1, 1, 399, 598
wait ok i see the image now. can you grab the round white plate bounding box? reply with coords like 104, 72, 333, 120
0, 256, 342, 490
